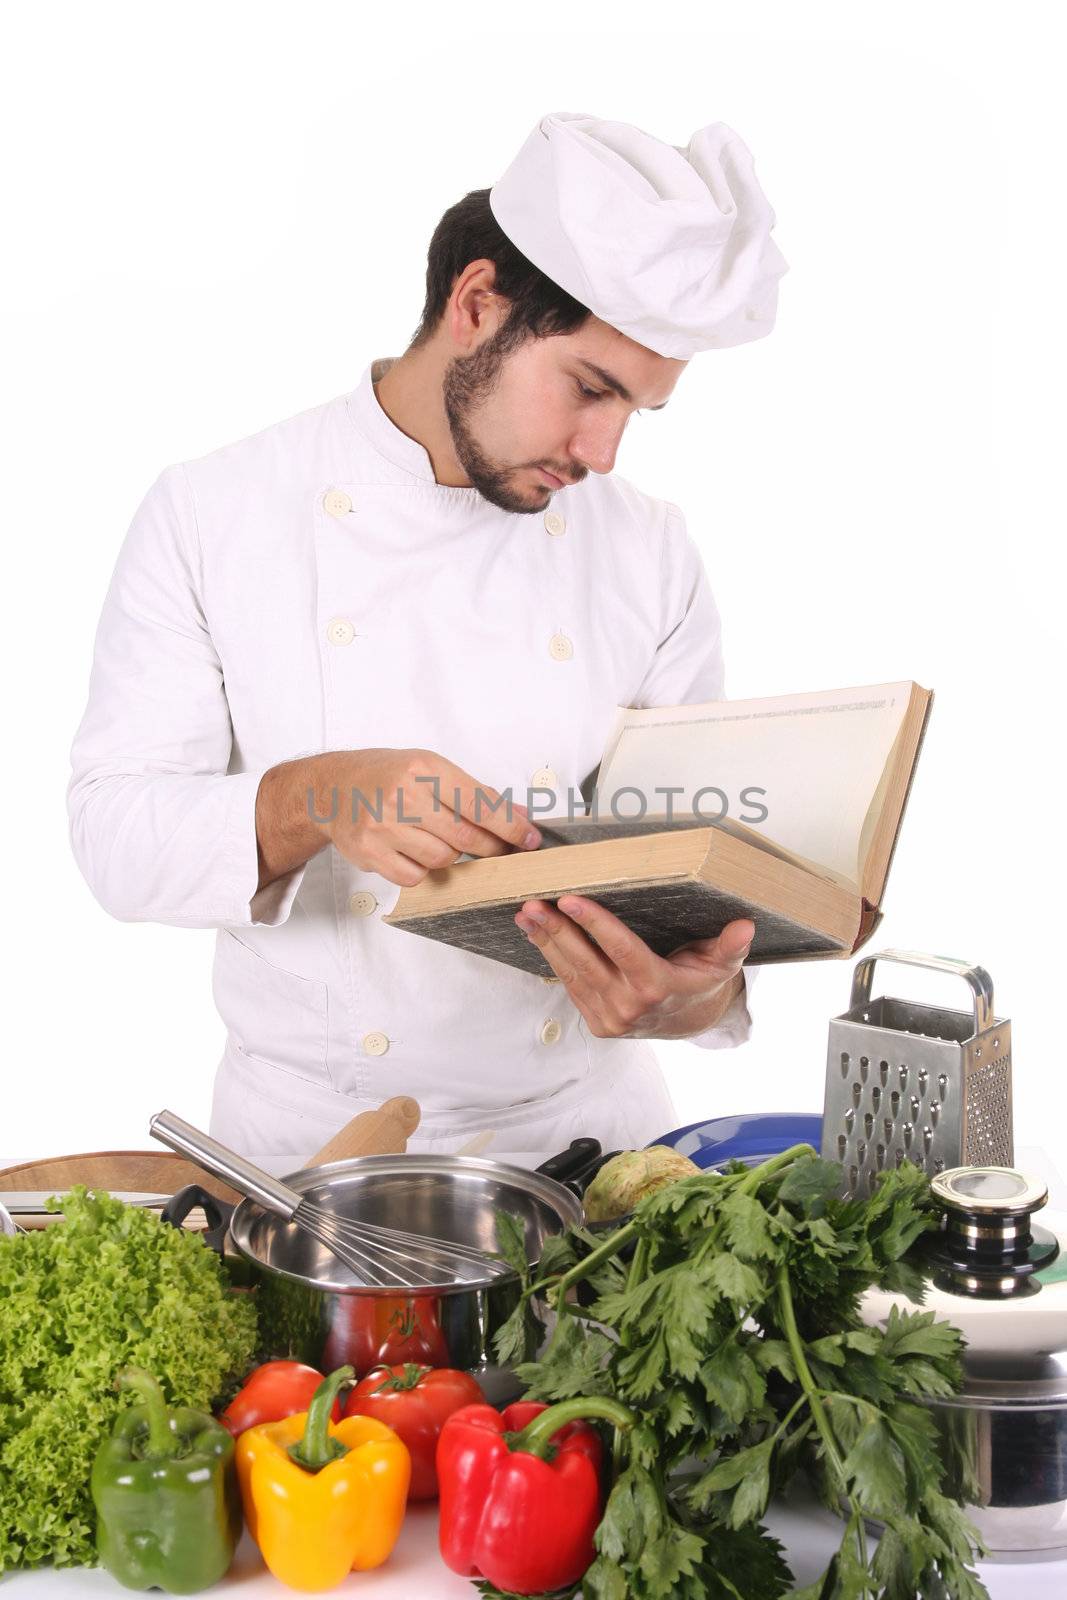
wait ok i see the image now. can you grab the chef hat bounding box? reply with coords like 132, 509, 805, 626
489, 111, 788, 359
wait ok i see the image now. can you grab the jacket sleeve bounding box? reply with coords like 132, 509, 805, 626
628, 499, 759, 1049
66, 463, 308, 929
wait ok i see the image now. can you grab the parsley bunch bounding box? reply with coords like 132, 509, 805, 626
493, 1146, 988, 1600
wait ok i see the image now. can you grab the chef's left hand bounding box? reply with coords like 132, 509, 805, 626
514, 897, 754, 1040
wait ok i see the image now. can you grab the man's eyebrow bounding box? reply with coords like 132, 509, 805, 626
575, 358, 670, 409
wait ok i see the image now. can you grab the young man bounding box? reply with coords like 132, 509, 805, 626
67, 111, 788, 1158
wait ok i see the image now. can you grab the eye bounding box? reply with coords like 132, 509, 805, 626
573, 379, 644, 416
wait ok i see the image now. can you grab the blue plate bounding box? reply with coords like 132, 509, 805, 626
649, 1111, 823, 1171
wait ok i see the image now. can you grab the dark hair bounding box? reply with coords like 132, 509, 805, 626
409, 188, 591, 350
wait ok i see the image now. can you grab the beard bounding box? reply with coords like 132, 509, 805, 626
442, 329, 553, 515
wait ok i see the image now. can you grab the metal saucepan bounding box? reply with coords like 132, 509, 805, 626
163, 1141, 601, 1406
861, 1166, 1067, 1561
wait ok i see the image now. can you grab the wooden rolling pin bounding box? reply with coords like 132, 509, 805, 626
308, 1096, 421, 1165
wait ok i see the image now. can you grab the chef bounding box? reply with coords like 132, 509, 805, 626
67, 110, 788, 1160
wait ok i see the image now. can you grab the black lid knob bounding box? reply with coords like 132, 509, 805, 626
928, 1166, 1058, 1296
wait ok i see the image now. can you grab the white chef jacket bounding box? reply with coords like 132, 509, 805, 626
67, 357, 756, 1162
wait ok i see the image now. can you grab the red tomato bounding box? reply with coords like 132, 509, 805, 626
321, 1294, 451, 1373
219, 1360, 341, 1438
343, 1363, 485, 1499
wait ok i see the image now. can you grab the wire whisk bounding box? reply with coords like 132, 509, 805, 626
149, 1110, 517, 1289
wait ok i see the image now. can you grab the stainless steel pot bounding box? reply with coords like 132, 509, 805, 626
861, 1165, 1067, 1561
165, 1145, 593, 1406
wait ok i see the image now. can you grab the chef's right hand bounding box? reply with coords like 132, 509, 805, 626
323, 748, 542, 888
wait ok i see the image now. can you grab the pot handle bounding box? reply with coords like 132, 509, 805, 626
536, 1137, 602, 1191
161, 1184, 233, 1255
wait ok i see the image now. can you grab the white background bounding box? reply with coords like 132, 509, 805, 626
2, 2, 1061, 1161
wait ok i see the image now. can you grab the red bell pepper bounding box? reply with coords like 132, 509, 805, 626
437, 1396, 635, 1594
219, 1361, 341, 1438
343, 1363, 484, 1500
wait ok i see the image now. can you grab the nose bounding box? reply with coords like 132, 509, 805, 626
570, 414, 628, 476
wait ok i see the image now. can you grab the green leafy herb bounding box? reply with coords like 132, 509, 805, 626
494, 1208, 531, 1277
492, 1207, 550, 1367
0, 1187, 258, 1571
495, 1147, 987, 1599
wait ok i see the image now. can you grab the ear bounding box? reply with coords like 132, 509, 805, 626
449, 260, 504, 347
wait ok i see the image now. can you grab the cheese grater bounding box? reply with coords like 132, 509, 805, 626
821, 949, 1013, 1198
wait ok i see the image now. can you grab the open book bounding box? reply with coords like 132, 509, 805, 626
382, 681, 933, 978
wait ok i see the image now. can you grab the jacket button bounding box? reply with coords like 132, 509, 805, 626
326, 618, 356, 646
362, 1031, 390, 1056
540, 1018, 562, 1045
348, 891, 378, 917
544, 511, 566, 536
324, 489, 353, 517
531, 766, 557, 789
548, 632, 573, 661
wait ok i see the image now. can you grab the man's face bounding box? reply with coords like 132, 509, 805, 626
442, 318, 686, 514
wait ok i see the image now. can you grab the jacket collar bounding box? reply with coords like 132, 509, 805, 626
347, 356, 443, 483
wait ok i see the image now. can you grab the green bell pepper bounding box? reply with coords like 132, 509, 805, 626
91, 1367, 241, 1593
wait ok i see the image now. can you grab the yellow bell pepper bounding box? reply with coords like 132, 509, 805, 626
235, 1365, 410, 1591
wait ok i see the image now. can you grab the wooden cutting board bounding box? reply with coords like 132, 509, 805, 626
0, 1151, 242, 1206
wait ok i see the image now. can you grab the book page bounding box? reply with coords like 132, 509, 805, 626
592, 682, 916, 883
534, 813, 858, 891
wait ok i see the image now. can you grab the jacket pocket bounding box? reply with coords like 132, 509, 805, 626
212, 929, 330, 1089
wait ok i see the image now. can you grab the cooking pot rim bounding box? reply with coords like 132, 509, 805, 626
228, 1150, 585, 1296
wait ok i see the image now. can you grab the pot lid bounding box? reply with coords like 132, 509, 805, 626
861, 1165, 1067, 1406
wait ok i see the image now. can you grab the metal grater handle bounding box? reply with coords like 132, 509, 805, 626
849, 949, 994, 1036
149, 1109, 302, 1221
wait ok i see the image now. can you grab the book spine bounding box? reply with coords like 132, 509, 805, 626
850, 899, 884, 954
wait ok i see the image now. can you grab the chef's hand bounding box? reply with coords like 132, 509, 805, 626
324, 748, 541, 888
514, 896, 754, 1040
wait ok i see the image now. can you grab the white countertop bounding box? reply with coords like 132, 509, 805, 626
6, 1485, 1065, 1596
